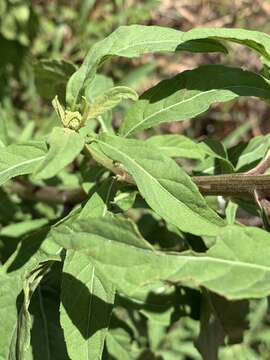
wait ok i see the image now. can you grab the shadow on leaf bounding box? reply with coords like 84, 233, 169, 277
61, 272, 114, 339
7, 227, 50, 272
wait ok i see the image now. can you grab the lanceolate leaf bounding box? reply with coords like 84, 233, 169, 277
26, 271, 70, 360
67, 25, 270, 108
0, 219, 48, 237
145, 134, 205, 160
92, 134, 225, 236
79, 178, 116, 219
34, 127, 85, 180
61, 173, 116, 359
34, 59, 76, 102
12, 263, 50, 360
84, 75, 116, 133
0, 141, 47, 186
85, 86, 138, 121
66, 25, 227, 107
120, 65, 270, 136
52, 217, 270, 300
0, 229, 61, 360
183, 27, 270, 60
198, 139, 234, 173
61, 250, 115, 360
58, 215, 153, 251
85, 74, 114, 103
228, 135, 270, 171
52, 96, 66, 125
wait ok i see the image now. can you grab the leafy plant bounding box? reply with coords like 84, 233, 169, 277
3, 24, 270, 360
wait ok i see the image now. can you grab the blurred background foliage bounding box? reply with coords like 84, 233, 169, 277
2, 1, 270, 359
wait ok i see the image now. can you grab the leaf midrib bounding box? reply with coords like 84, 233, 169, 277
87, 266, 95, 360
124, 84, 270, 136
97, 139, 222, 231
58, 226, 270, 277
0, 155, 45, 179
36, 129, 83, 178
109, 38, 184, 55
38, 286, 51, 360
85, 38, 183, 78
91, 243, 270, 273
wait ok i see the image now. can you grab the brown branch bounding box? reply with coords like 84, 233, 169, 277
85, 144, 270, 199
10, 173, 270, 206
9, 147, 270, 205
192, 174, 270, 198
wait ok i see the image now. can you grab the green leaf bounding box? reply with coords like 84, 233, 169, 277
85, 86, 138, 121
66, 25, 227, 107
52, 96, 66, 125
12, 262, 51, 360
26, 268, 70, 360
52, 217, 270, 300
0, 141, 47, 186
34, 59, 76, 102
61, 250, 115, 360
228, 135, 270, 171
0, 228, 60, 360
0, 219, 48, 238
145, 134, 205, 160
61, 168, 116, 359
199, 139, 228, 160
225, 201, 238, 225
113, 189, 137, 212
222, 122, 253, 148
106, 328, 139, 360
79, 178, 116, 219
80, 163, 106, 194
199, 138, 234, 173
34, 127, 85, 180
85, 74, 114, 103
120, 65, 270, 136
57, 215, 153, 251
183, 27, 270, 61
92, 134, 225, 236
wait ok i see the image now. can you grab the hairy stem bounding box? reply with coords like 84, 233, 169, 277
10, 174, 270, 205
9, 147, 270, 205
84, 144, 270, 199
193, 174, 270, 198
